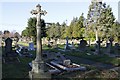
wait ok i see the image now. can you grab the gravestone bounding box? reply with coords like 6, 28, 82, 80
64, 36, 70, 50
43, 51, 86, 72
107, 37, 114, 54
47, 38, 52, 48
29, 4, 51, 79
17, 46, 33, 58
109, 37, 114, 47
70, 42, 75, 50
5, 37, 12, 56
115, 43, 120, 50
114, 43, 120, 54
28, 42, 35, 50
106, 43, 111, 54
63, 59, 71, 66
21, 47, 29, 56
3, 37, 20, 63
53, 38, 58, 49
79, 38, 87, 51
95, 38, 102, 54
50, 52, 86, 71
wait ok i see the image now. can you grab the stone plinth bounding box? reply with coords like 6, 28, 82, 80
29, 71, 51, 79
29, 60, 51, 79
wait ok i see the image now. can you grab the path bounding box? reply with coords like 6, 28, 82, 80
65, 55, 115, 69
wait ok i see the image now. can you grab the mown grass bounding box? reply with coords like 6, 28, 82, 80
2, 50, 36, 79
64, 51, 120, 66
42, 44, 120, 66
2, 43, 120, 79
17, 42, 29, 47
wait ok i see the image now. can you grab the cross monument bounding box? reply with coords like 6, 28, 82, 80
29, 4, 51, 79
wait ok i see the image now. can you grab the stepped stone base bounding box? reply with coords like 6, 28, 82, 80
29, 71, 51, 80
29, 60, 51, 80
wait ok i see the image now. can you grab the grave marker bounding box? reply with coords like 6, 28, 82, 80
79, 38, 88, 51
28, 42, 35, 50
5, 38, 12, 56
95, 37, 102, 54
64, 36, 70, 50
106, 37, 114, 54
29, 4, 51, 79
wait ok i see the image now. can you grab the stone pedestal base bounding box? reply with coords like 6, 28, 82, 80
29, 60, 51, 80
29, 71, 51, 80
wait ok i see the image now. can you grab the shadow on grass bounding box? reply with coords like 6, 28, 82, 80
2, 49, 36, 79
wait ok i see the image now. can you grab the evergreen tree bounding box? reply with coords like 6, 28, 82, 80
72, 13, 85, 39
66, 17, 78, 39
87, 1, 103, 41
87, 1, 115, 41
98, 4, 115, 40
22, 17, 46, 44
60, 22, 67, 39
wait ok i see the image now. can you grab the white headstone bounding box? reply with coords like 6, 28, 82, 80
28, 42, 35, 50
63, 59, 71, 66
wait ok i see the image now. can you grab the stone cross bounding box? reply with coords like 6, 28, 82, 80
31, 4, 47, 62
65, 36, 69, 49
29, 4, 51, 79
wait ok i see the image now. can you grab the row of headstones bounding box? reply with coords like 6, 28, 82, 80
16, 42, 35, 57
64, 37, 88, 51
64, 37, 120, 55
4, 37, 35, 58
95, 37, 120, 55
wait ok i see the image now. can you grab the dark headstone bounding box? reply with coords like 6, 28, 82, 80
79, 39, 88, 51
114, 43, 120, 53
106, 37, 114, 54
106, 43, 110, 48
95, 38, 102, 54
5, 37, 12, 56
115, 43, 120, 50
109, 37, 114, 47
3, 38, 20, 63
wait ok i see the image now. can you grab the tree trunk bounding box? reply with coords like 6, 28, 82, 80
95, 30, 98, 41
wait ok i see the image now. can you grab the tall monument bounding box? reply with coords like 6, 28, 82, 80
29, 4, 51, 79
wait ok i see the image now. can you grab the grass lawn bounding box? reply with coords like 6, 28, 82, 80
42, 44, 120, 66
65, 51, 120, 66
2, 43, 120, 79
12, 42, 120, 66
2, 50, 36, 79
17, 42, 29, 47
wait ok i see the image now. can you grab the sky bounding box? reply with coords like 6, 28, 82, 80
0, 0, 119, 34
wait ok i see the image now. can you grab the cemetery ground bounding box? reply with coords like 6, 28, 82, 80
2, 43, 120, 79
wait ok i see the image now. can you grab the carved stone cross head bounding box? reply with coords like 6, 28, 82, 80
31, 4, 47, 16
